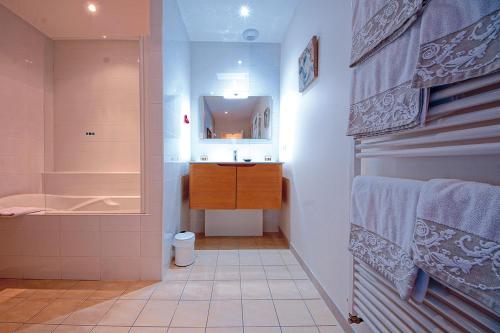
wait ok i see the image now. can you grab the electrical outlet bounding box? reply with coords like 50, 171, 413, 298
85, 131, 96, 136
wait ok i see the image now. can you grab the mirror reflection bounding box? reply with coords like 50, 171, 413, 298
201, 96, 272, 140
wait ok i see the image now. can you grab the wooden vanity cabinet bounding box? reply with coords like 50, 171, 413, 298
236, 164, 282, 209
189, 164, 237, 209
189, 163, 282, 210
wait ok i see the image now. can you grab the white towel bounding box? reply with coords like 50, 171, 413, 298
349, 176, 425, 299
412, 179, 500, 315
0, 207, 43, 217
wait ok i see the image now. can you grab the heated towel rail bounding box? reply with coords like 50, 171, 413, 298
350, 72, 500, 333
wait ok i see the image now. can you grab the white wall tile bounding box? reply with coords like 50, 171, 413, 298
140, 257, 162, 280
61, 231, 100, 257
61, 257, 100, 280
140, 232, 162, 257
101, 257, 141, 280
23, 256, 61, 279
60, 216, 100, 232
101, 232, 140, 257
100, 216, 140, 232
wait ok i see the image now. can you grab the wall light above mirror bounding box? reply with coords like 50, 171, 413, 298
201, 96, 272, 140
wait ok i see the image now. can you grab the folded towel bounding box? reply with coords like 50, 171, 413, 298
412, 1, 500, 88
350, 0, 429, 66
412, 179, 500, 315
0, 207, 43, 217
347, 17, 429, 138
349, 176, 425, 299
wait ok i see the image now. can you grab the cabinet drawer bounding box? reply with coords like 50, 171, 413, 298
189, 164, 236, 209
237, 164, 282, 209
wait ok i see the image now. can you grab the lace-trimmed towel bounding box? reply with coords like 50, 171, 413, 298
350, 0, 429, 67
348, 21, 429, 138
349, 176, 425, 299
412, 179, 500, 315
412, 1, 500, 88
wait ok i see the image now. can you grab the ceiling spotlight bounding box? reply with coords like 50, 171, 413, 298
102, 35, 107, 39
225, 111, 229, 114
87, 3, 97, 13
240, 5, 250, 18
237, 60, 243, 65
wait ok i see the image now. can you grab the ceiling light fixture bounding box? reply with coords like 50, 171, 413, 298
237, 60, 243, 65
87, 3, 97, 13
225, 111, 229, 114
240, 5, 250, 18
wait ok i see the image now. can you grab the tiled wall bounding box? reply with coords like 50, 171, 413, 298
0, 0, 165, 281
51, 40, 141, 172
190, 42, 281, 162
0, 4, 52, 198
163, 0, 191, 264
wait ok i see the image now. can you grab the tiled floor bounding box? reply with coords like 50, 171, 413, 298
0, 249, 343, 333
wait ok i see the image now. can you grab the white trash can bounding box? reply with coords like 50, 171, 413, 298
173, 231, 195, 267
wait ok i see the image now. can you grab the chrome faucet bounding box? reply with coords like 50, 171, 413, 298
233, 150, 238, 162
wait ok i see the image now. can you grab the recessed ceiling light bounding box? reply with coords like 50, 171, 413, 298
225, 111, 229, 114
87, 3, 97, 13
237, 60, 243, 65
240, 5, 250, 18
102, 35, 107, 39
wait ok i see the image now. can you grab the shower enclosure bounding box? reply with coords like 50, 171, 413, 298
0, 30, 143, 214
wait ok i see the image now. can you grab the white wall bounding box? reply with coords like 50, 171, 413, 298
280, 0, 353, 319
190, 42, 281, 162
163, 0, 192, 264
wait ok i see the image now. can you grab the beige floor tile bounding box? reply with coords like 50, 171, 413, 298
295, 280, 321, 299
170, 301, 209, 328
318, 326, 344, 333
242, 300, 279, 327
239, 254, 262, 266
91, 327, 131, 333
181, 281, 213, 301
134, 300, 177, 327
53, 325, 94, 333
0, 323, 22, 333
98, 300, 146, 326
194, 255, 218, 266
120, 282, 158, 300
28, 290, 66, 300
129, 327, 168, 333
0, 297, 24, 313
15, 324, 56, 333
212, 281, 241, 300
280, 253, 299, 266
274, 300, 315, 326
287, 266, 308, 280
205, 328, 242, 333
268, 280, 301, 300
281, 327, 319, 333
305, 300, 338, 326
243, 328, 281, 333
88, 289, 124, 300
260, 254, 285, 266
63, 299, 115, 325
164, 267, 192, 281
167, 328, 205, 333
214, 266, 240, 280
241, 280, 271, 300
0, 298, 52, 323
59, 289, 94, 300
239, 266, 266, 280
207, 300, 242, 327
264, 266, 292, 280
188, 266, 216, 281
28, 299, 83, 324
150, 281, 185, 300
217, 253, 239, 266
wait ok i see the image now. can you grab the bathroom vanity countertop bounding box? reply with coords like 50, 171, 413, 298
190, 161, 283, 165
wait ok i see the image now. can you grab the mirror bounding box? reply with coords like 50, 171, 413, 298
201, 96, 272, 140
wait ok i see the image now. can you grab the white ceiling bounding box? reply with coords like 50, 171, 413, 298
176, 0, 300, 43
0, 0, 149, 39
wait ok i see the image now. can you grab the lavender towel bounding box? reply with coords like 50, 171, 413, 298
412, 1, 500, 88
348, 20, 429, 138
349, 176, 425, 299
412, 179, 500, 315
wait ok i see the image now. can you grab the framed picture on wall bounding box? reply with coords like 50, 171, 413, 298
298, 36, 319, 93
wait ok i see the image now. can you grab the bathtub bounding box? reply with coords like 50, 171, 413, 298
0, 194, 141, 214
